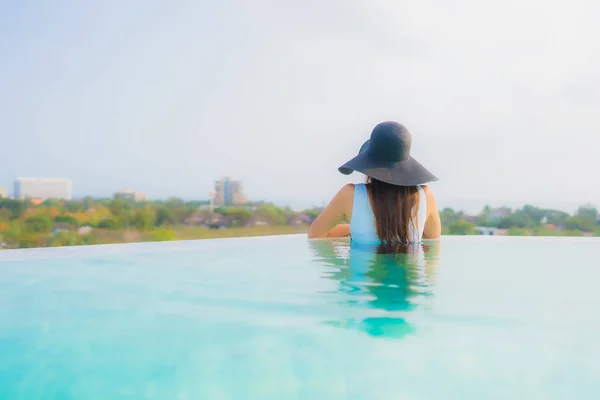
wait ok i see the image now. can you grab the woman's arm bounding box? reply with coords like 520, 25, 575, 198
307, 184, 354, 239
326, 224, 350, 238
423, 186, 442, 239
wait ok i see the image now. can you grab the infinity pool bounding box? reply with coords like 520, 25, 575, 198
1, 235, 599, 399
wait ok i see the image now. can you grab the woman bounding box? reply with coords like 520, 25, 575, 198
308, 121, 441, 243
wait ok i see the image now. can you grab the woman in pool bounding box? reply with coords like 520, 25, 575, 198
308, 121, 441, 243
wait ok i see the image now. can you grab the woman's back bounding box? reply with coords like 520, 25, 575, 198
306, 121, 441, 241
350, 183, 427, 244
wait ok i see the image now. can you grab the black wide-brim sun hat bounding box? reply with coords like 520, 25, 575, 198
338, 121, 439, 186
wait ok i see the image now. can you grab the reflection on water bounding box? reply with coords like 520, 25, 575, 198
309, 239, 441, 338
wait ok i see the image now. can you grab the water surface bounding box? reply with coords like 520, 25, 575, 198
1, 235, 599, 399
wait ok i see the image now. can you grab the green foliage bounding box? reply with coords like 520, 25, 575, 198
64, 201, 84, 213
440, 208, 460, 227
155, 207, 174, 226
25, 214, 52, 233
49, 232, 87, 247
447, 219, 476, 235
575, 205, 598, 222
256, 204, 287, 225
42, 199, 61, 208
219, 207, 253, 225
18, 232, 48, 248
165, 197, 185, 208
150, 229, 177, 242
0, 198, 27, 219
54, 215, 79, 225
301, 209, 321, 220
110, 196, 125, 216
0, 209, 10, 223
97, 217, 123, 230
564, 216, 595, 232
1, 193, 597, 249
562, 229, 585, 237
508, 227, 530, 236
2, 220, 23, 243
533, 226, 561, 236
497, 213, 536, 229
545, 210, 569, 227
131, 208, 156, 231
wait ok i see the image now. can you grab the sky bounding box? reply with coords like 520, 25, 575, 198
1, 0, 598, 213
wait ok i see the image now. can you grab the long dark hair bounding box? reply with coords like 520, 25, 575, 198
366, 177, 419, 244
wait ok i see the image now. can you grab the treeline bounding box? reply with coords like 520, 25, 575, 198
0, 197, 320, 249
1, 197, 598, 249
441, 204, 600, 236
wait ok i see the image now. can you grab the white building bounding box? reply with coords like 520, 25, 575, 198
14, 178, 72, 201
115, 189, 148, 202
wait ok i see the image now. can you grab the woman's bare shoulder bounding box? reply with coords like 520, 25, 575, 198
340, 183, 355, 195
421, 185, 435, 197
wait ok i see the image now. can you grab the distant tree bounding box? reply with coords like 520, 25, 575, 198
564, 216, 595, 232
54, 215, 79, 226
42, 199, 61, 208
64, 201, 84, 213
131, 208, 156, 231
521, 205, 546, 223
497, 213, 536, 229
110, 196, 125, 216
0, 198, 28, 219
440, 208, 459, 227
97, 217, 123, 230
220, 207, 253, 225
0, 209, 11, 222
256, 204, 286, 225
448, 220, 476, 235
82, 197, 95, 211
575, 205, 598, 224
302, 209, 321, 220
166, 197, 185, 208
2, 220, 23, 244
24, 214, 52, 233
545, 209, 570, 227
155, 207, 174, 226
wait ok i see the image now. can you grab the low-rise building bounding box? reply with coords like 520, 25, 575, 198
475, 227, 509, 236
115, 190, 147, 202
287, 214, 307, 226
475, 226, 497, 236
244, 216, 271, 227
185, 212, 233, 229
52, 222, 72, 234
78, 226, 93, 235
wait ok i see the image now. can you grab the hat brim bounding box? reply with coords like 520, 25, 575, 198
338, 152, 439, 186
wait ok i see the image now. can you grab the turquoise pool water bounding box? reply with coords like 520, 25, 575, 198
0, 235, 599, 399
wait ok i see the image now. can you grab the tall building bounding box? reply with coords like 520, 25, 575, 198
14, 178, 72, 201
214, 177, 247, 206
0, 187, 6, 198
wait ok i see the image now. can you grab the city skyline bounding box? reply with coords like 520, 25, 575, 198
1, 1, 599, 214
0, 174, 595, 216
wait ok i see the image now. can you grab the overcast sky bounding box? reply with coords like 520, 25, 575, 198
1, 0, 598, 213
